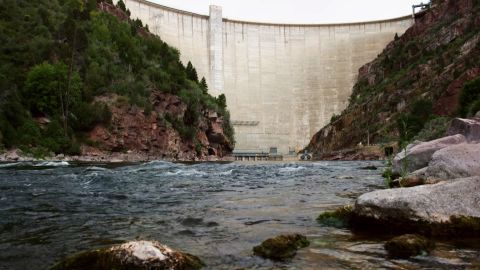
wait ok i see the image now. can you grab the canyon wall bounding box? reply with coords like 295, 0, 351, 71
123, 0, 413, 154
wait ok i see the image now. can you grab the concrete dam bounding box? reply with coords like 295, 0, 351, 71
121, 0, 413, 155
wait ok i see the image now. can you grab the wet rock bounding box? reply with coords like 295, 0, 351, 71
425, 143, 480, 179
446, 118, 480, 142
359, 165, 378, 170
253, 234, 309, 260
50, 240, 204, 270
353, 176, 480, 235
393, 135, 466, 174
391, 176, 425, 187
384, 234, 434, 258
317, 205, 354, 228
4, 149, 21, 161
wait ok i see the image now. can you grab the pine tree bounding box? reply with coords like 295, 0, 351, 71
117, 0, 127, 12
200, 77, 208, 93
186, 61, 199, 82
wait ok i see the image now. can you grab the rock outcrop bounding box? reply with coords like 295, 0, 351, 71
305, 0, 480, 159
353, 176, 480, 235
425, 143, 480, 179
446, 117, 480, 142
392, 117, 480, 180
253, 234, 310, 261
50, 240, 204, 270
392, 134, 466, 174
87, 93, 233, 161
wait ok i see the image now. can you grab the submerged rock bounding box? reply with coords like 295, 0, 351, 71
359, 165, 378, 170
50, 240, 204, 270
317, 205, 354, 228
253, 234, 309, 260
353, 176, 480, 235
384, 234, 434, 258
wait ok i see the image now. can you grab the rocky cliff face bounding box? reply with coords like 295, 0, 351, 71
85, 92, 233, 161
306, 0, 480, 159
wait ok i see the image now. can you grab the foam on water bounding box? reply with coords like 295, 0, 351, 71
34, 161, 70, 167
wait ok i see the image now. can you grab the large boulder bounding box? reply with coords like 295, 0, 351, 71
446, 118, 480, 142
393, 135, 466, 174
253, 234, 309, 260
353, 177, 480, 235
425, 143, 480, 179
50, 240, 204, 270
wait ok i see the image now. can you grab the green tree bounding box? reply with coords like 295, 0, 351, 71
116, 0, 127, 12
217, 94, 227, 109
24, 62, 83, 131
186, 61, 199, 82
200, 77, 208, 93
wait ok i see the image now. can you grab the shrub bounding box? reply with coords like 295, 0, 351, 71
18, 119, 42, 146
413, 117, 451, 142
458, 78, 480, 117
330, 114, 340, 123
24, 62, 82, 117
71, 102, 111, 131
397, 99, 433, 147
41, 120, 72, 154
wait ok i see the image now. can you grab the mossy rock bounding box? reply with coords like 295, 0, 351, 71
384, 234, 435, 258
253, 234, 310, 260
50, 241, 204, 270
317, 205, 354, 228
437, 215, 480, 236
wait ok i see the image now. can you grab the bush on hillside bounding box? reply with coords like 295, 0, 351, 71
397, 99, 434, 147
458, 78, 480, 117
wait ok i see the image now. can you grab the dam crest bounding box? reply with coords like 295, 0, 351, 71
121, 0, 413, 155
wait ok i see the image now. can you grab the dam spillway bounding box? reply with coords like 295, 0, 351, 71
121, 0, 413, 154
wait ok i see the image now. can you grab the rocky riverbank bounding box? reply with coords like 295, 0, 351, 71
0, 148, 233, 163
318, 116, 480, 257
0, 92, 234, 163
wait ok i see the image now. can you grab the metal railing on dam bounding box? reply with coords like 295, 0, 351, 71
121, 0, 414, 154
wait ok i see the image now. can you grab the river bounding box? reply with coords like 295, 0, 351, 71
0, 161, 478, 269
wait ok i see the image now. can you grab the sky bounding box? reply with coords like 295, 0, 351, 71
148, 0, 419, 24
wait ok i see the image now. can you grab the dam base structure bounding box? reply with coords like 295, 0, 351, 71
121, 0, 413, 155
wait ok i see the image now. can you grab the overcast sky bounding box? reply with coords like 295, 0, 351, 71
148, 0, 419, 24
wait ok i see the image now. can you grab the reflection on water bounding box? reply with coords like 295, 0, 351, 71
0, 161, 478, 269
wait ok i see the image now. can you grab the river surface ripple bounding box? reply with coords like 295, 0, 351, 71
0, 161, 479, 269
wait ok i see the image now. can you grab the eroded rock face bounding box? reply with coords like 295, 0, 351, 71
392, 135, 466, 174
446, 118, 480, 142
426, 143, 480, 179
50, 240, 204, 270
353, 176, 480, 235
384, 234, 434, 259
253, 234, 310, 260
87, 93, 233, 161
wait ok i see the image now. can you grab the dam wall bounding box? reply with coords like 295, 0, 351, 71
122, 0, 413, 154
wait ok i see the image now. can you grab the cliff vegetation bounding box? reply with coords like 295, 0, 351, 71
0, 0, 234, 159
